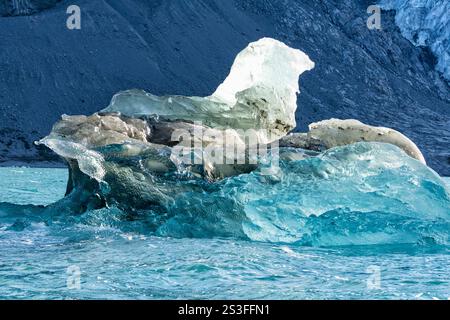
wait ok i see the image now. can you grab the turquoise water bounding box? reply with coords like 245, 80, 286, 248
0, 166, 449, 300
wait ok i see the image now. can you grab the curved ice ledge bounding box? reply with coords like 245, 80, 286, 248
280, 119, 426, 164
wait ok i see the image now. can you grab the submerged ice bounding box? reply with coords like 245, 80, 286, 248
36, 38, 450, 246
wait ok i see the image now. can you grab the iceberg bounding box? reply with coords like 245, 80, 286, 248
37, 38, 450, 245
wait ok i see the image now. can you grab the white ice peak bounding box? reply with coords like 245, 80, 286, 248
212, 37, 315, 105
103, 38, 315, 143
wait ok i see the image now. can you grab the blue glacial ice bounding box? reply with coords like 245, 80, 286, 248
217, 142, 450, 245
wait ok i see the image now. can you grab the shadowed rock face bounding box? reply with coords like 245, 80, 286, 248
0, 0, 60, 16
0, 0, 449, 175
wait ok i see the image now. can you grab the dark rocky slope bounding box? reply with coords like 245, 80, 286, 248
0, 0, 449, 174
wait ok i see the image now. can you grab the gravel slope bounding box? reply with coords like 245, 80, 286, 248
0, 0, 449, 175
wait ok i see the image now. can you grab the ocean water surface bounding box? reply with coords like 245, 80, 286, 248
0, 167, 449, 300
